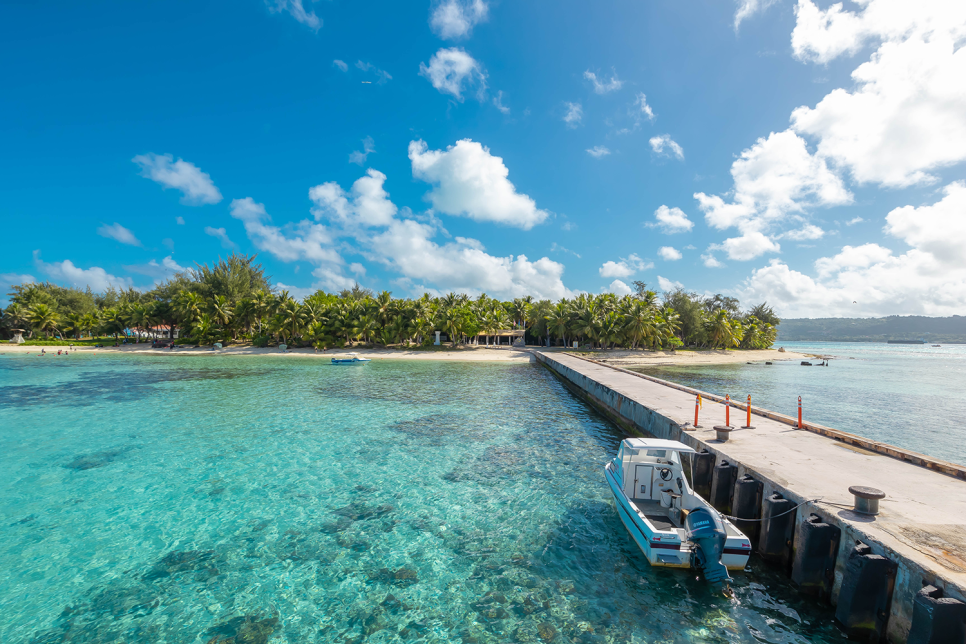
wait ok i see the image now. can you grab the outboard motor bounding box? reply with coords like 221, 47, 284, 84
685, 507, 732, 588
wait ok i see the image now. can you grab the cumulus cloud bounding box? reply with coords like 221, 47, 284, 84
97, 223, 141, 246
430, 0, 488, 40
408, 139, 549, 230
370, 219, 573, 300
658, 276, 684, 291
133, 153, 222, 205
715, 231, 781, 261
599, 253, 651, 278
606, 279, 632, 296
309, 168, 397, 228
205, 226, 237, 249
33, 251, 133, 291
332, 59, 348, 72
584, 69, 623, 94
230, 197, 341, 265
658, 246, 682, 261
702, 253, 724, 268
783, 224, 825, 241
648, 205, 694, 234
739, 182, 966, 316
349, 136, 376, 165
268, 0, 321, 30
649, 134, 684, 160
419, 48, 486, 100
694, 130, 851, 235
586, 146, 611, 159
124, 256, 186, 284
562, 102, 583, 129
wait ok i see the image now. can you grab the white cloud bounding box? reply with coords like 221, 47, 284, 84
658, 246, 682, 261
370, 218, 573, 300
309, 267, 356, 293
716, 231, 781, 261
176, 216, 185, 225
586, 146, 611, 159
791, 32, 966, 187
846, 217, 865, 226
606, 279, 632, 296
694, 130, 851, 234
333, 59, 348, 72
657, 276, 684, 291
599, 253, 650, 278
492, 90, 510, 114
562, 102, 583, 129
97, 223, 141, 246
33, 251, 133, 292
408, 139, 549, 230
205, 226, 237, 249
349, 263, 366, 275
268, 0, 321, 31
649, 134, 684, 160
274, 282, 317, 301
634, 93, 655, 122
133, 153, 222, 205
739, 182, 966, 316
584, 69, 623, 94
734, 0, 780, 30
783, 224, 825, 241
419, 48, 486, 100
702, 253, 724, 268
356, 60, 392, 84
310, 168, 398, 228
648, 205, 694, 234
430, 0, 489, 40
550, 242, 581, 259
349, 136, 376, 165
230, 197, 341, 264
124, 256, 186, 284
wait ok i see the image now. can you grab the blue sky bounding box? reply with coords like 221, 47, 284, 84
2, 0, 965, 317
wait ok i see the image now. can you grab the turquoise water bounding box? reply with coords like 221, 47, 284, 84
632, 341, 966, 467
0, 353, 849, 644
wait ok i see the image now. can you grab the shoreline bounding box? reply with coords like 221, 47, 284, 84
0, 343, 806, 365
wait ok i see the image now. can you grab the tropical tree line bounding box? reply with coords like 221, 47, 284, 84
0, 254, 779, 350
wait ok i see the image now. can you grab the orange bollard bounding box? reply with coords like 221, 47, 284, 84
725, 394, 731, 427
742, 394, 755, 429
693, 394, 702, 429
797, 396, 805, 429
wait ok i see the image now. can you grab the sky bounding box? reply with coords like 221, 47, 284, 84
2, 0, 965, 318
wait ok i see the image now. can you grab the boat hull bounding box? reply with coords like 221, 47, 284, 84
605, 463, 750, 571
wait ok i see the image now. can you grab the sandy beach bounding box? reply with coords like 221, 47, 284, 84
0, 343, 807, 365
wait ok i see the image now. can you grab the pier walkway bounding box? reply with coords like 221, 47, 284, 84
535, 351, 966, 643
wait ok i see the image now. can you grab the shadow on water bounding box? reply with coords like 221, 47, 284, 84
0, 366, 267, 409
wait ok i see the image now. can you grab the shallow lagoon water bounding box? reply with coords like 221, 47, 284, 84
0, 353, 849, 643
631, 341, 966, 467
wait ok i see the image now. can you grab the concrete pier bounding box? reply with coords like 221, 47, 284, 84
535, 351, 966, 643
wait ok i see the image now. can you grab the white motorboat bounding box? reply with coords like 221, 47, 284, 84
604, 438, 752, 587
331, 352, 372, 365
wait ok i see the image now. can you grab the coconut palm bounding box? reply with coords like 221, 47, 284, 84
704, 310, 738, 349
28, 304, 61, 338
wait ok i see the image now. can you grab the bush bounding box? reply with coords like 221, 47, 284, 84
252, 335, 270, 348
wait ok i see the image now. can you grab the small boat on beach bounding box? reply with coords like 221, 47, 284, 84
331, 353, 371, 365
604, 438, 752, 587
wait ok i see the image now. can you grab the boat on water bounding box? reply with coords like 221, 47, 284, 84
331, 353, 371, 365
604, 438, 752, 587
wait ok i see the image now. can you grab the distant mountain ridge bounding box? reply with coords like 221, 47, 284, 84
777, 316, 966, 343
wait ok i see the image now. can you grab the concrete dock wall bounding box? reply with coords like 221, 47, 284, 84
534, 351, 966, 644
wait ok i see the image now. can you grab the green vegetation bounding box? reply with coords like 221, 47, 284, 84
778, 316, 966, 343
1, 256, 778, 350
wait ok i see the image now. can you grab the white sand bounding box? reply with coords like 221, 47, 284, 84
0, 343, 808, 365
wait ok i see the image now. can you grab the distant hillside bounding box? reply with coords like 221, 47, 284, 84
777, 316, 966, 343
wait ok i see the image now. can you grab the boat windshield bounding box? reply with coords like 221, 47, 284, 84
627, 449, 681, 466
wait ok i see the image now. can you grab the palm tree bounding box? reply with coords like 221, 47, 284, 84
28, 304, 60, 338
209, 295, 234, 339
80, 311, 99, 339
193, 313, 215, 345
546, 302, 570, 347
704, 310, 737, 349
623, 300, 656, 350
278, 299, 306, 343
64, 313, 84, 339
